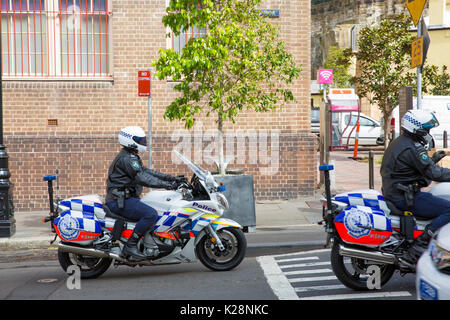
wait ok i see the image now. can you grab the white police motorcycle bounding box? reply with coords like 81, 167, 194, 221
43, 151, 246, 279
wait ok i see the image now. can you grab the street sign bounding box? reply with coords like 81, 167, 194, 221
411, 36, 423, 68
317, 69, 333, 84
421, 19, 431, 65
138, 70, 151, 97
406, 0, 427, 26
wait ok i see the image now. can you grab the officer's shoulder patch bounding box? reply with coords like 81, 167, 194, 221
418, 151, 430, 163
130, 160, 140, 171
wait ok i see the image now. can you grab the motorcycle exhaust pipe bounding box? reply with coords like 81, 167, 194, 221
58, 243, 124, 261
338, 244, 396, 265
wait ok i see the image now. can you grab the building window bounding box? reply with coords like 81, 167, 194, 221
171, 25, 207, 55
1, 0, 111, 79
165, 0, 207, 55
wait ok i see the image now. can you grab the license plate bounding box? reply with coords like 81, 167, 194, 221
419, 279, 438, 300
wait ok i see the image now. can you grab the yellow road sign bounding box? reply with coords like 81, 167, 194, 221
411, 36, 423, 68
406, 0, 427, 26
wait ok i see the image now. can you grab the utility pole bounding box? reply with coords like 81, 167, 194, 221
416, 16, 423, 110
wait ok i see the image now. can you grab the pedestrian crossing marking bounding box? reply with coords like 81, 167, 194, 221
276, 256, 319, 263
284, 268, 332, 276
280, 261, 331, 269
257, 249, 414, 300
299, 291, 411, 300
289, 275, 337, 283
295, 284, 346, 293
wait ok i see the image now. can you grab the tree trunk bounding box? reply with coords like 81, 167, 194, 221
218, 116, 225, 175
383, 111, 391, 150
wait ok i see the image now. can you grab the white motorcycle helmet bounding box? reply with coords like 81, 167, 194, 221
118, 126, 147, 153
401, 109, 439, 137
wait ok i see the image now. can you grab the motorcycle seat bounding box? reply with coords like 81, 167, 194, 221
102, 204, 139, 223
385, 200, 430, 221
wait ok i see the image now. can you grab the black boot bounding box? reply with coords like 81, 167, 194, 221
122, 231, 147, 261
400, 225, 434, 267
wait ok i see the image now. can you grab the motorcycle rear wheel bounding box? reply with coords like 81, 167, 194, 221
331, 240, 396, 291
58, 250, 112, 279
195, 227, 247, 271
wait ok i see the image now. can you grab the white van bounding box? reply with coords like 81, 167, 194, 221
389, 96, 450, 148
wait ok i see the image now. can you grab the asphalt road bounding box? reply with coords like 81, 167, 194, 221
0, 227, 420, 304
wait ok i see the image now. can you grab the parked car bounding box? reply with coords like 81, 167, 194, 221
311, 108, 320, 135
416, 223, 450, 300
334, 112, 383, 146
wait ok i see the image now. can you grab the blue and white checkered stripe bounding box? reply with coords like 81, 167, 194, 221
403, 113, 422, 130
60, 210, 103, 233
333, 192, 389, 213
60, 198, 105, 217
152, 211, 214, 235
153, 211, 190, 233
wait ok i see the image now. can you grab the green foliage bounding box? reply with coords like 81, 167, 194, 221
353, 14, 416, 121
323, 46, 353, 88
423, 65, 450, 96
153, 0, 302, 130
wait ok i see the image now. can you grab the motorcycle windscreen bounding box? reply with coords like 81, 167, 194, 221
173, 150, 208, 181
334, 205, 392, 246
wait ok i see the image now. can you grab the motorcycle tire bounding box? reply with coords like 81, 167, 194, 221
331, 240, 396, 291
195, 227, 247, 271
58, 250, 112, 279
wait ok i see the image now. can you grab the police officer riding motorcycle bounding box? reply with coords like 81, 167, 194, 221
105, 126, 187, 261
380, 109, 450, 267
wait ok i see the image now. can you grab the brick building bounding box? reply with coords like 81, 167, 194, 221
1, 0, 313, 211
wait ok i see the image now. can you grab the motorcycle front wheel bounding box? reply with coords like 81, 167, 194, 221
58, 250, 112, 279
331, 240, 396, 291
195, 227, 247, 271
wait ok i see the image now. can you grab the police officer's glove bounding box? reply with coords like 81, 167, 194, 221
432, 150, 446, 163
174, 175, 189, 185
168, 181, 179, 190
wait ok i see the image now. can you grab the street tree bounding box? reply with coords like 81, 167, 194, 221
353, 14, 416, 147
424, 65, 450, 96
153, 0, 302, 174
323, 46, 353, 88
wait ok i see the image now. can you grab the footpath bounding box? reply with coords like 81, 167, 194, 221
0, 150, 383, 260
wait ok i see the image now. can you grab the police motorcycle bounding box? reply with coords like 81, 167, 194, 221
43, 150, 246, 279
319, 163, 449, 291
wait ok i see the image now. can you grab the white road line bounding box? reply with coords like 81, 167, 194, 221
299, 291, 412, 300
280, 261, 331, 269
257, 255, 299, 300
284, 268, 333, 276
276, 256, 320, 263
295, 284, 347, 293
289, 275, 337, 283
271, 249, 330, 259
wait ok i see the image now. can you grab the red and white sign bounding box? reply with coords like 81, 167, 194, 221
317, 69, 333, 84
138, 70, 151, 97
328, 88, 359, 112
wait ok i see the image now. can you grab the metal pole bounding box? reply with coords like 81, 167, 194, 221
369, 150, 374, 189
416, 16, 423, 110
147, 70, 152, 170
444, 131, 448, 149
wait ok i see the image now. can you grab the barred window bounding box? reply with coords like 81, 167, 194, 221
171, 25, 207, 55
0, 0, 111, 79
166, 0, 207, 55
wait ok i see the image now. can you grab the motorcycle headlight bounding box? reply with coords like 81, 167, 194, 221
216, 192, 229, 210
429, 240, 450, 275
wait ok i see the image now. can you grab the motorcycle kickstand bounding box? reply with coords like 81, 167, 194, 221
206, 225, 225, 251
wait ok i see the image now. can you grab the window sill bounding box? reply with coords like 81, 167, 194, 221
1, 76, 114, 82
